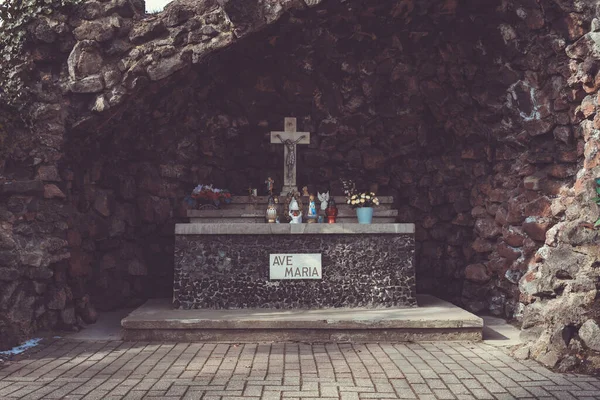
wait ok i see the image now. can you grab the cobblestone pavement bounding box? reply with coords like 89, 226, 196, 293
1, 340, 600, 400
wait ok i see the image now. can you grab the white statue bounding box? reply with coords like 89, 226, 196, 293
318, 191, 330, 211
288, 197, 302, 224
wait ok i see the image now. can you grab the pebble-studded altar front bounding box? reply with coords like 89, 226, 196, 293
173, 234, 416, 309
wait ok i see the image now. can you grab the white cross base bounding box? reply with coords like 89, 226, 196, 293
270, 117, 311, 196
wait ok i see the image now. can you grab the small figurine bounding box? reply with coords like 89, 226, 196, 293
266, 195, 278, 223
302, 186, 309, 197
274, 197, 281, 223
283, 191, 294, 222
294, 191, 303, 214
325, 197, 338, 223
288, 197, 303, 223
317, 191, 329, 211
306, 194, 318, 223
265, 177, 275, 195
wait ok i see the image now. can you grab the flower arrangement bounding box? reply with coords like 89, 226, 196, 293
341, 179, 379, 209
187, 184, 232, 208
346, 191, 380, 208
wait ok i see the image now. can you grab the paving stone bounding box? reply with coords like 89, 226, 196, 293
432, 389, 456, 399
2, 340, 600, 400
182, 390, 204, 400
411, 383, 433, 394
552, 393, 578, 400
492, 395, 517, 400
571, 391, 600, 397
396, 391, 417, 399
439, 374, 460, 384
468, 388, 495, 399
446, 383, 469, 395
405, 374, 425, 384
506, 386, 531, 397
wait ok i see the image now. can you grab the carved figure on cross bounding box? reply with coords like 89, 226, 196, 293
270, 117, 311, 196
275, 133, 305, 180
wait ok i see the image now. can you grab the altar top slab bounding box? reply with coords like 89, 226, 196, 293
175, 223, 415, 235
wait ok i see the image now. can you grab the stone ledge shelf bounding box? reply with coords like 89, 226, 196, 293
188, 209, 399, 218
220, 195, 395, 204
175, 222, 415, 235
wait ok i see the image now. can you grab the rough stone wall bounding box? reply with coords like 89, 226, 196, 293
0, 0, 599, 372
65, 0, 590, 323
515, 8, 600, 372
461, 0, 591, 318
0, 0, 320, 350
0, 76, 74, 348
67, 0, 489, 312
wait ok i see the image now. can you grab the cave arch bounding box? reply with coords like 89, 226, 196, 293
2, 0, 600, 370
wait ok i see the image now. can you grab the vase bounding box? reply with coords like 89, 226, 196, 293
356, 207, 373, 224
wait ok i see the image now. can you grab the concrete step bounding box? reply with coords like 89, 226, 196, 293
121, 295, 483, 342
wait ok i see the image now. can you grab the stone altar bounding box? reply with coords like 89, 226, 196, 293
173, 195, 417, 309
126, 196, 483, 341
173, 223, 416, 309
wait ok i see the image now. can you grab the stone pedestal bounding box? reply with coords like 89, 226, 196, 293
173, 223, 416, 309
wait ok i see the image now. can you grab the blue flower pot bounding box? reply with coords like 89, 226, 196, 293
356, 207, 373, 224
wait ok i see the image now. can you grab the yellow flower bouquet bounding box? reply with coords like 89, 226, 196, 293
346, 191, 380, 209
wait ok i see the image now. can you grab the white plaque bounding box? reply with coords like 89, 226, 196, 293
269, 254, 322, 280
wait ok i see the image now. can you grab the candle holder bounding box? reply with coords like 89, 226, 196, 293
266, 195, 278, 223
325, 198, 338, 223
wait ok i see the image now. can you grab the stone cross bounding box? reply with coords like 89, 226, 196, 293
270, 117, 311, 196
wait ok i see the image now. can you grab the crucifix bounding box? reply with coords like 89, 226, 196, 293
271, 117, 311, 196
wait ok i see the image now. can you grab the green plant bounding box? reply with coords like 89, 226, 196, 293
0, 0, 82, 108
594, 178, 600, 228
